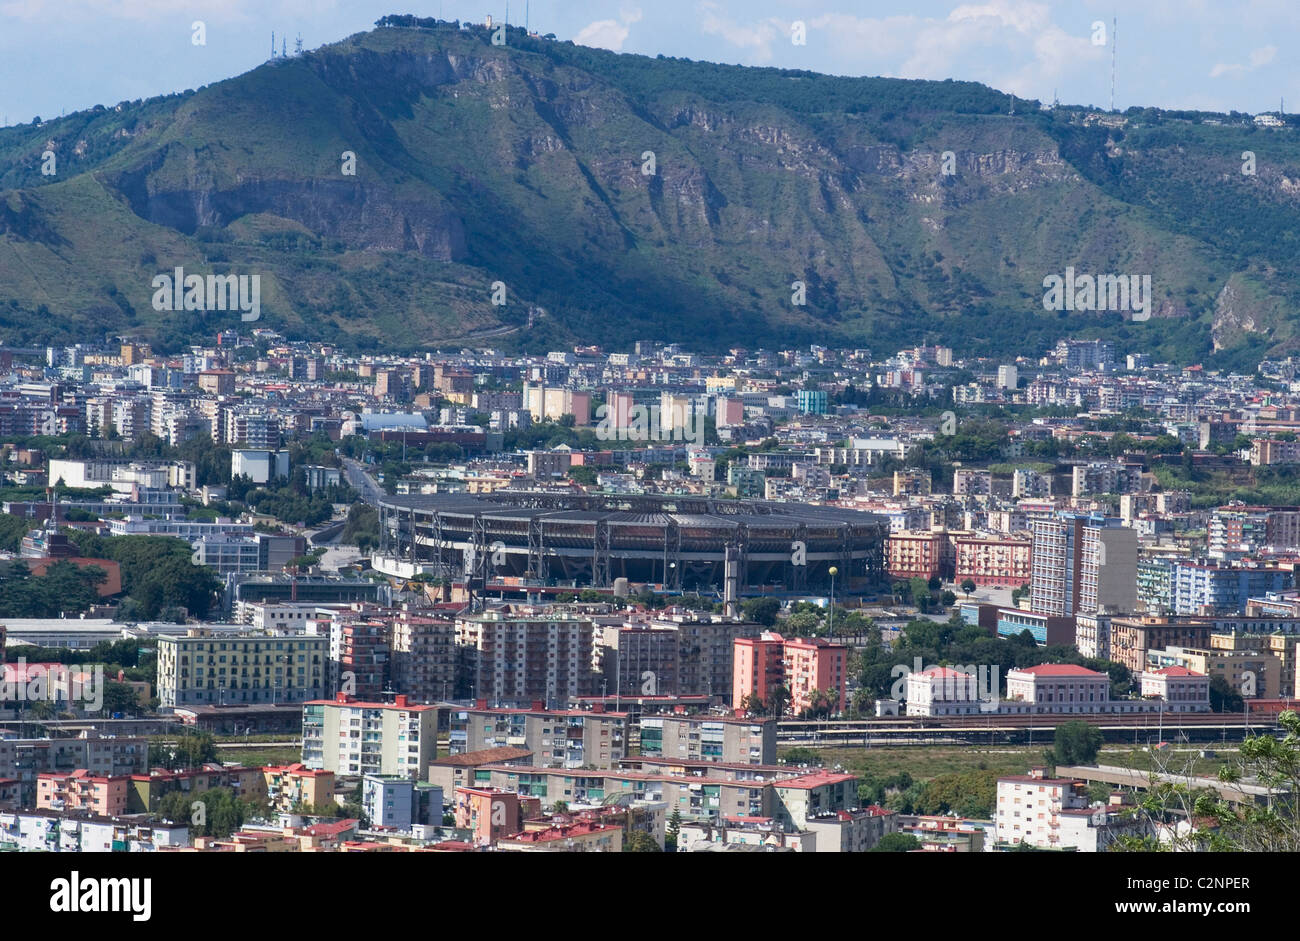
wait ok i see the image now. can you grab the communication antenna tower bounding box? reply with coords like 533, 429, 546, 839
1110, 17, 1117, 112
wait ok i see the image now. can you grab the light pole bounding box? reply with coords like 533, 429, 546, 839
827, 566, 838, 638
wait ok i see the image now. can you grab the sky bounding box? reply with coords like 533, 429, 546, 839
1, 0, 1297, 124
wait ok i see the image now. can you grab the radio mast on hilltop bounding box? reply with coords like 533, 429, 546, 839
1110, 17, 1117, 112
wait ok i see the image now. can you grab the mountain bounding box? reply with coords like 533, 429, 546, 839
1, 15, 1299, 366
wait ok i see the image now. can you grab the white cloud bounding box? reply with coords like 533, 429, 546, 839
575, 7, 643, 52
803, 1, 1100, 99
697, 2, 787, 63
1210, 43, 1276, 78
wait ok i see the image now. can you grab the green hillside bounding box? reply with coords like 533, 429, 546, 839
0, 15, 1298, 365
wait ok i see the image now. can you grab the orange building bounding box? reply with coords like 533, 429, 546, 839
37, 769, 130, 816
733, 632, 848, 716
886, 530, 952, 580
783, 637, 848, 715
733, 634, 786, 710
455, 786, 523, 847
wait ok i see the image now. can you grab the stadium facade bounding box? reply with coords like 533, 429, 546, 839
373, 491, 888, 595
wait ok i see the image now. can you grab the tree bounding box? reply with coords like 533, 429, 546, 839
666, 808, 682, 852
768, 685, 791, 718
568, 465, 598, 486
940, 590, 957, 607
741, 596, 780, 626
101, 681, 141, 716
960, 579, 977, 597
1117, 711, 1300, 852
1053, 720, 1103, 766
1209, 674, 1245, 713
871, 832, 921, 852
623, 831, 662, 852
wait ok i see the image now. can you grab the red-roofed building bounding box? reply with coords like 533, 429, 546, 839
1005, 663, 1111, 711
301, 694, 439, 778
37, 769, 130, 816
497, 821, 623, 852
771, 771, 858, 830
1139, 667, 1210, 709
455, 786, 523, 847
263, 762, 336, 813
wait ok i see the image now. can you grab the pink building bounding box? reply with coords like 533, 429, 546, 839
733, 632, 847, 716
783, 637, 847, 715
37, 769, 130, 816
733, 634, 785, 710
715, 397, 745, 428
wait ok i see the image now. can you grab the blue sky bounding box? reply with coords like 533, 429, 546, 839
1, 0, 1297, 123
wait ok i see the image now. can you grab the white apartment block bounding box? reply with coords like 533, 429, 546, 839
995, 769, 1089, 849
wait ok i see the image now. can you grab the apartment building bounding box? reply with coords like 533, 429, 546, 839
474, 764, 772, 822
886, 529, 951, 580
953, 469, 992, 497
448, 705, 627, 770
328, 611, 390, 699
1074, 610, 1115, 660
733, 634, 786, 711
0, 812, 190, 853
1071, 461, 1144, 497
995, 768, 1089, 849
1146, 631, 1298, 699
301, 694, 439, 779
36, 770, 130, 817
1012, 468, 1052, 498
497, 821, 624, 852
783, 637, 848, 715
650, 611, 762, 701
263, 763, 336, 813
1171, 560, 1293, 616
0, 733, 147, 805
771, 771, 859, 831
1030, 513, 1137, 617
596, 625, 681, 697
156, 630, 328, 709
953, 532, 1033, 588
128, 766, 267, 813
455, 610, 597, 704
637, 715, 777, 765
389, 610, 456, 704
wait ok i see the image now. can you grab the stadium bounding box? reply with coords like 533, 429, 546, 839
374, 490, 888, 596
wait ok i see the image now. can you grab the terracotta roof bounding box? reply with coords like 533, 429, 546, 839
1013, 664, 1106, 677
429, 746, 533, 767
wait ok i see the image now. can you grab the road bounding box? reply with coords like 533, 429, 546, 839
342, 457, 384, 506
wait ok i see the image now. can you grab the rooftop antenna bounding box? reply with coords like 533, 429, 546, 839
1110, 16, 1117, 112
